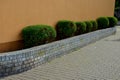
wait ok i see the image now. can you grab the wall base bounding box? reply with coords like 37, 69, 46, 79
0, 40, 24, 53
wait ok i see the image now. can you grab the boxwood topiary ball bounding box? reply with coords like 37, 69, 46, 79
90, 20, 98, 31
56, 20, 77, 39
96, 17, 109, 29
22, 25, 56, 48
107, 16, 118, 27
75, 22, 86, 35
84, 21, 93, 32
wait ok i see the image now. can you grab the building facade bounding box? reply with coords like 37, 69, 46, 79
0, 0, 115, 52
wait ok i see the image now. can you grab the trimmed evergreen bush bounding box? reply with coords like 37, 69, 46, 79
56, 20, 77, 39
107, 16, 118, 27
96, 17, 109, 29
75, 22, 86, 35
22, 25, 56, 48
84, 21, 93, 32
90, 20, 98, 31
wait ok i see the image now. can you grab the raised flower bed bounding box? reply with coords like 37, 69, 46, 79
0, 16, 118, 77
0, 27, 116, 77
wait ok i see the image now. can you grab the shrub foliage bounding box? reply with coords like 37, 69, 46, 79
96, 17, 109, 29
75, 22, 86, 35
107, 16, 118, 27
21, 16, 116, 48
56, 20, 77, 39
90, 20, 98, 31
22, 25, 56, 48
84, 21, 93, 32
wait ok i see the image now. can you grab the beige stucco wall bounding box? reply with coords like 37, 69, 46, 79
0, 0, 115, 44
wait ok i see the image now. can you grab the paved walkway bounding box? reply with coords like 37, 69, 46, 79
1, 26, 120, 80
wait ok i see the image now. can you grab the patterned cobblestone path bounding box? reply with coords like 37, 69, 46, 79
1, 26, 120, 80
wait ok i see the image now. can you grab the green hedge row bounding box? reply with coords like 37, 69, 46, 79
22, 16, 118, 48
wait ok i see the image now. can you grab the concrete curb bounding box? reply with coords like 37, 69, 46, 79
0, 27, 116, 77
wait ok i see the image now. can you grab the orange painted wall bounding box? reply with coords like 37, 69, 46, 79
0, 0, 115, 44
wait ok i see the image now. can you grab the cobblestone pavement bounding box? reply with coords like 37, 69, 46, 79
1, 26, 120, 80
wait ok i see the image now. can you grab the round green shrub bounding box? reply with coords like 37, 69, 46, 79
22, 25, 56, 48
90, 20, 98, 31
84, 21, 93, 32
56, 20, 77, 39
75, 22, 86, 35
107, 16, 118, 27
96, 17, 109, 29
